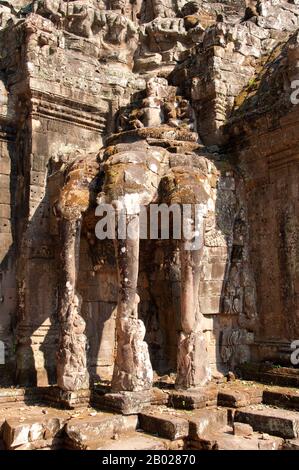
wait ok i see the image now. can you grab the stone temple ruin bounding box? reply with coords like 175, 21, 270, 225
0, 0, 299, 451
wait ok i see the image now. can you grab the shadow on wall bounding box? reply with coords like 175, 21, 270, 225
0, 74, 19, 386
14, 170, 59, 388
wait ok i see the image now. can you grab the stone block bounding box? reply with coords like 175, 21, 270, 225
189, 408, 228, 440
199, 295, 221, 314
0, 157, 11, 175
65, 413, 137, 445
42, 387, 91, 409
93, 388, 168, 415
29, 185, 45, 203
211, 262, 227, 280
29, 422, 44, 441
233, 422, 254, 437
0, 233, 12, 262
0, 204, 10, 219
189, 429, 283, 451
168, 386, 218, 410
139, 412, 189, 441
0, 218, 11, 233
217, 384, 263, 408
234, 406, 299, 439
0, 187, 10, 204
263, 389, 299, 411
199, 280, 223, 297
14, 437, 64, 451
31, 171, 46, 187
3, 420, 31, 448
0, 174, 9, 189
85, 432, 182, 451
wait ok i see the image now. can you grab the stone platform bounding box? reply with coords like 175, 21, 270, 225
1, 379, 299, 450
0, 387, 90, 410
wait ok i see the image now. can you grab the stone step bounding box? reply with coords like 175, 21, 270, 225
71, 431, 184, 451
2, 412, 68, 449
188, 426, 283, 450
263, 387, 299, 411
0, 387, 43, 407
92, 388, 168, 415
139, 411, 189, 441
217, 382, 264, 408
139, 406, 228, 441
41, 386, 91, 409
167, 385, 218, 410
188, 408, 228, 440
240, 364, 299, 387
65, 413, 138, 447
234, 405, 299, 439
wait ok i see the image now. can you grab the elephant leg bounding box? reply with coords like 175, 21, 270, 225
56, 217, 89, 391
176, 221, 210, 389
111, 213, 153, 392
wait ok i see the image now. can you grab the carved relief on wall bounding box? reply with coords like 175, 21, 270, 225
221, 207, 257, 326
26, 0, 139, 66
135, 1, 205, 71
220, 326, 254, 370
117, 76, 196, 133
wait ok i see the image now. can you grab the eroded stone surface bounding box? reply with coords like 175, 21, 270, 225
235, 405, 299, 439
139, 411, 189, 440
0, 1, 299, 448
0, 385, 299, 450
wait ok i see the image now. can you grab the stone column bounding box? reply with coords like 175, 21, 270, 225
176, 228, 210, 389
56, 217, 89, 391
111, 213, 153, 392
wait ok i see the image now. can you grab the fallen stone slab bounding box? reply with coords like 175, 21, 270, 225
13, 437, 64, 451
2, 413, 68, 449
83, 432, 184, 451
240, 364, 299, 388
234, 406, 299, 439
263, 388, 299, 411
217, 383, 263, 408
168, 385, 218, 410
139, 411, 189, 440
216, 432, 283, 451
188, 408, 228, 440
188, 427, 283, 450
3, 420, 34, 449
65, 413, 137, 446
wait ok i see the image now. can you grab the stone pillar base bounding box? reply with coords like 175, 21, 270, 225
43, 386, 91, 409
92, 388, 167, 415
